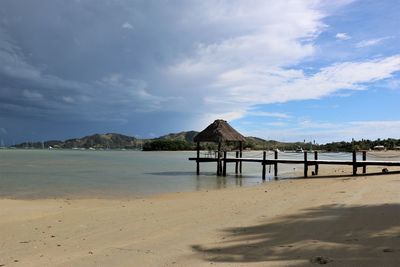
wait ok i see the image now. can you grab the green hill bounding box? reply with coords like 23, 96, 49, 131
16, 133, 138, 149
15, 131, 400, 151
63, 133, 138, 149
156, 131, 199, 143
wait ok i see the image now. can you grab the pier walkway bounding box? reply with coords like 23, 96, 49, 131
189, 151, 400, 179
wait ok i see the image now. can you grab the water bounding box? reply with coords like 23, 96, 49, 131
0, 149, 393, 199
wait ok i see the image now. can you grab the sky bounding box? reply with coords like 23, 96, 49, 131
0, 0, 400, 145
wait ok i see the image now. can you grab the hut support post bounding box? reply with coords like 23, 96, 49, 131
235, 151, 239, 174
196, 142, 200, 175
314, 151, 319, 175
352, 151, 357, 176
262, 151, 266, 180
217, 142, 222, 176
274, 150, 278, 179
304, 151, 308, 178
362, 151, 367, 174
239, 141, 243, 174
223, 151, 227, 177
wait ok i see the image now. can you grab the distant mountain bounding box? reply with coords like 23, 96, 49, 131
15, 133, 139, 149
14, 131, 309, 150
63, 133, 138, 149
156, 131, 199, 143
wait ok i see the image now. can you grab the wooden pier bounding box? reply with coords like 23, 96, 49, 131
189, 151, 400, 179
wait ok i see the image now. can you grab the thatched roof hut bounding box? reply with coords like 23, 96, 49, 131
193, 120, 245, 176
194, 119, 245, 143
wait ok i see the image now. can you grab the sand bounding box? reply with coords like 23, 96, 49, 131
1, 165, 400, 266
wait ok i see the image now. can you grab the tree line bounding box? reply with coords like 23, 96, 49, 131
142, 138, 400, 152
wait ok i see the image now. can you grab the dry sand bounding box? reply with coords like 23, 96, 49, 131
1, 165, 400, 266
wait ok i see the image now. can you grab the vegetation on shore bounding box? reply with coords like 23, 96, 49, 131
142, 140, 194, 151
13, 132, 400, 152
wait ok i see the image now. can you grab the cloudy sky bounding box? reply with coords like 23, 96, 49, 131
0, 0, 399, 144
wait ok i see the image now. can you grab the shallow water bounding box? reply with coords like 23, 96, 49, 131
0, 149, 390, 199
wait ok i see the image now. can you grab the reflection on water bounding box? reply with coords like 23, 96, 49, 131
0, 149, 386, 199
0, 150, 267, 199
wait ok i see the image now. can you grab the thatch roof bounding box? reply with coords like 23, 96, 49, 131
194, 120, 245, 143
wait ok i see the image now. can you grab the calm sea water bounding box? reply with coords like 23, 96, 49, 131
0, 149, 387, 199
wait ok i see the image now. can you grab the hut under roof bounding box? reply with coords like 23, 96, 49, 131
193, 119, 245, 175
194, 119, 245, 143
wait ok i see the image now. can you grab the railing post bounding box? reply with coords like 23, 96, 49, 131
223, 151, 227, 177
262, 151, 266, 180
304, 151, 308, 178
217, 142, 221, 176
196, 142, 200, 175
362, 151, 367, 174
235, 151, 239, 174
274, 150, 278, 179
239, 141, 243, 174
352, 151, 357, 176
314, 151, 319, 175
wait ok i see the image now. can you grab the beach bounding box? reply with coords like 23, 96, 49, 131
1, 164, 400, 266
2, 1, 400, 266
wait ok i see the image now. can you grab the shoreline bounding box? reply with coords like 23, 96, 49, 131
1, 149, 399, 200
1, 162, 400, 202
1, 166, 400, 266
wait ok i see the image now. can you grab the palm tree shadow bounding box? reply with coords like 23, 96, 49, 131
192, 204, 400, 266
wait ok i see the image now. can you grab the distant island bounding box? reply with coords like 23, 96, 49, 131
11, 132, 400, 152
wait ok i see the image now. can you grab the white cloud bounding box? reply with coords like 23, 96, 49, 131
345, 121, 400, 140
165, 2, 400, 124
335, 32, 351, 40
169, 1, 324, 76
329, 120, 400, 141
198, 110, 247, 128
183, 53, 400, 131
247, 111, 291, 119
384, 78, 400, 90
356, 37, 390, 48
208, 56, 400, 108
122, 22, 133, 30
244, 120, 400, 143
265, 122, 288, 127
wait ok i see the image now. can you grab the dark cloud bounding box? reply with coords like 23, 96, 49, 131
0, 0, 213, 143
1, 1, 399, 144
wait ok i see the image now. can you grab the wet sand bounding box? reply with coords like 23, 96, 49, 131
1, 165, 400, 266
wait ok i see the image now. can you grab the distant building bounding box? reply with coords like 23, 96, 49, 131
373, 145, 385, 151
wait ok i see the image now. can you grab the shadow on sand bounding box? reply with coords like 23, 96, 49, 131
307, 170, 400, 180
192, 204, 400, 266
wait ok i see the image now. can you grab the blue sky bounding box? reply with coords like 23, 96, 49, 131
0, 0, 399, 144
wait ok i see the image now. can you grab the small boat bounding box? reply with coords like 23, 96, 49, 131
295, 147, 304, 153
